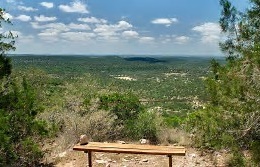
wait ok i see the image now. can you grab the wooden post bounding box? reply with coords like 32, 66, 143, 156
168, 155, 172, 167
85, 151, 92, 167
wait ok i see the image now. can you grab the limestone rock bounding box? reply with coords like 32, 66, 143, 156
139, 139, 149, 144
141, 159, 149, 162
95, 159, 107, 164
79, 134, 89, 145
117, 140, 126, 144
58, 151, 67, 158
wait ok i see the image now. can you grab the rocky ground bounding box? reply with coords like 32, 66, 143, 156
54, 147, 228, 167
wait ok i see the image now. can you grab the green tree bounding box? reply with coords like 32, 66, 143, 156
0, 8, 48, 166
186, 0, 260, 165
99, 92, 144, 122
0, 8, 15, 78
99, 93, 160, 141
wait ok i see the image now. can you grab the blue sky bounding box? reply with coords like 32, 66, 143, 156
1, 0, 249, 56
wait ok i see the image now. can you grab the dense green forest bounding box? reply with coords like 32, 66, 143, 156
11, 55, 219, 125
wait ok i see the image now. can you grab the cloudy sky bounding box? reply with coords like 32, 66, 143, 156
1, 0, 248, 56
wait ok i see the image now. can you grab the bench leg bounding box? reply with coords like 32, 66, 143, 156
168, 155, 172, 167
85, 151, 92, 167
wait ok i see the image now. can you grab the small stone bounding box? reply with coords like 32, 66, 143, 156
122, 158, 129, 162
79, 135, 89, 145
58, 151, 67, 158
140, 139, 149, 144
141, 159, 149, 162
95, 160, 107, 164
117, 140, 126, 144
105, 164, 110, 167
190, 153, 196, 158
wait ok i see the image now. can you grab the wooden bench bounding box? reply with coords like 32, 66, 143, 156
73, 142, 186, 167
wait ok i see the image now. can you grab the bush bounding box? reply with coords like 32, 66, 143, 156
99, 92, 144, 122
98, 92, 164, 142
0, 78, 48, 166
226, 150, 245, 167
251, 141, 260, 165
49, 109, 122, 153
127, 111, 162, 143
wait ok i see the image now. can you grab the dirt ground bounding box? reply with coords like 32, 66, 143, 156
54, 147, 228, 167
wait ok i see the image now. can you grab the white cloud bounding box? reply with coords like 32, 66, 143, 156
117, 21, 133, 30
38, 32, 56, 37
3, 12, 13, 20
34, 15, 57, 22
151, 18, 178, 27
15, 15, 31, 22
68, 23, 91, 30
40, 2, 54, 9
94, 28, 117, 37
78, 17, 107, 24
175, 36, 190, 44
31, 22, 70, 32
18, 5, 38, 12
122, 30, 139, 39
59, 1, 89, 14
94, 21, 133, 37
60, 32, 96, 41
192, 22, 221, 43
31, 22, 90, 32
32, 22, 91, 43
38, 28, 60, 37
139, 37, 155, 43
96, 35, 120, 41
38, 28, 60, 42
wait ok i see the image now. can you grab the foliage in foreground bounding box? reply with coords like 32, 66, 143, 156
186, 0, 260, 165
0, 78, 48, 166
0, 8, 48, 166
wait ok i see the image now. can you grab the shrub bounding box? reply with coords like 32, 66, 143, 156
226, 150, 245, 167
49, 109, 122, 153
127, 111, 162, 143
98, 93, 164, 142
99, 92, 144, 122
0, 78, 48, 166
251, 141, 260, 165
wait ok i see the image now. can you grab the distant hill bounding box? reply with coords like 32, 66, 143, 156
124, 57, 166, 63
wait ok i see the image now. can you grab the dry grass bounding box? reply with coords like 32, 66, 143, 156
157, 128, 191, 146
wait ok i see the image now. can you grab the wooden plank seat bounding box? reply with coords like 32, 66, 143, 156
73, 142, 186, 167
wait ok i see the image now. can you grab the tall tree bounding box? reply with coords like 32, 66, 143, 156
187, 0, 260, 165
0, 8, 15, 78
